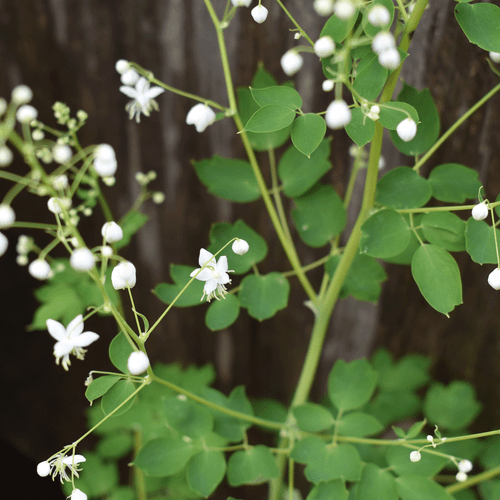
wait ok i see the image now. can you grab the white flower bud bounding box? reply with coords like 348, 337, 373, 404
0, 232, 8, 256
16, 104, 38, 123
70, 248, 96, 272
0, 204, 15, 228
32, 130, 45, 140
472, 201, 488, 221
115, 59, 130, 74
0, 146, 13, 167
101, 245, 113, 257
111, 261, 137, 289
185, 103, 216, 133
455, 471, 468, 482
47, 197, 72, 214
409, 451, 421, 462
127, 351, 150, 375
0, 97, 7, 116
396, 118, 417, 142
232, 238, 250, 255
458, 459, 473, 473
322, 80, 335, 92
120, 69, 140, 86
488, 268, 500, 290
280, 50, 304, 76
231, 0, 252, 6
37, 461, 51, 477
101, 221, 123, 243
378, 47, 401, 69
367, 5, 390, 27
152, 192, 165, 204
314, 36, 335, 58
372, 31, 395, 54
71, 489, 88, 500
325, 99, 352, 129
29, 259, 52, 280
366, 105, 380, 121
489, 52, 500, 63
251, 5, 268, 23
314, 0, 334, 16
93, 144, 117, 177
52, 175, 69, 191
334, 0, 355, 20
95, 144, 116, 162
52, 144, 72, 164
11, 85, 33, 104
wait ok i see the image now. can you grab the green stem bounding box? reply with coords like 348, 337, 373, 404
274, 0, 314, 46
446, 466, 500, 494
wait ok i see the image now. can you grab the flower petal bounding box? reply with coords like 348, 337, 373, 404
216, 255, 229, 273
135, 77, 148, 94
119, 86, 138, 99
198, 248, 215, 266
203, 278, 217, 294
46, 319, 67, 341
62, 455, 86, 465
145, 87, 165, 99
54, 340, 74, 358
66, 315, 84, 338
71, 332, 100, 347
191, 267, 213, 281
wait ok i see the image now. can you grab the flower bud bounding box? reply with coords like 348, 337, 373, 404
232, 238, 249, 255
0, 204, 15, 228
396, 118, 417, 142
93, 144, 117, 177
111, 261, 137, 289
325, 99, 351, 129
458, 459, 473, 473
378, 48, 401, 70
488, 268, 500, 290
314, 36, 335, 58
322, 80, 334, 92
52, 175, 69, 191
37, 461, 51, 477
101, 221, 124, 243
127, 351, 150, 375
367, 5, 390, 27
409, 451, 421, 462
16, 104, 38, 123
0, 146, 13, 167
0, 232, 8, 257
185, 103, 216, 133
313, 0, 334, 16
251, 5, 268, 23
29, 259, 52, 280
280, 50, 303, 76
52, 144, 72, 164
11, 85, 33, 104
472, 201, 488, 221
101, 245, 113, 257
455, 471, 468, 482
71, 489, 88, 500
366, 105, 380, 121
334, 0, 355, 20
489, 52, 500, 63
120, 69, 140, 86
70, 248, 96, 272
231, 0, 252, 6
47, 197, 72, 214
372, 31, 395, 54
115, 59, 130, 74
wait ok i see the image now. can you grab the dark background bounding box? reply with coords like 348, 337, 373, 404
1, 1, 500, 498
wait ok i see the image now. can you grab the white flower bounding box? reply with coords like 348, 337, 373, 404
231, 0, 252, 6
190, 248, 234, 302
458, 460, 473, 473
47, 197, 72, 214
0, 232, 7, 256
111, 261, 137, 289
101, 245, 113, 257
472, 201, 489, 221
52, 175, 69, 191
367, 5, 390, 27
120, 76, 165, 123
52, 144, 72, 164
334, 0, 355, 20
325, 99, 352, 129
70, 248, 96, 272
16, 104, 37, 123
488, 268, 500, 290
11, 85, 33, 104
0, 204, 15, 228
101, 221, 123, 243
115, 59, 130, 74
396, 118, 417, 142
322, 80, 335, 92
71, 489, 88, 500
489, 52, 500, 63
37, 461, 51, 477
366, 105, 380, 121
372, 31, 395, 54
120, 68, 140, 86
314, 0, 334, 16
314, 36, 335, 58
127, 351, 150, 375
38, 453, 86, 483
0, 145, 13, 167
280, 50, 304, 76
456, 471, 468, 482
93, 146, 117, 177
186, 103, 217, 133
409, 451, 421, 462
232, 238, 249, 255
47, 315, 99, 370
29, 259, 52, 280
251, 4, 268, 23
378, 47, 400, 70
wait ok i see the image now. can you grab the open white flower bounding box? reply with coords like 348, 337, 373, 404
120, 77, 165, 123
186, 103, 216, 133
37, 453, 86, 483
46, 315, 99, 370
190, 248, 234, 302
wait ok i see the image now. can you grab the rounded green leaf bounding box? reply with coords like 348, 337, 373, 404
244, 105, 296, 133
360, 209, 412, 258
345, 107, 376, 147
465, 218, 500, 264
163, 397, 214, 438
421, 212, 466, 252
335, 411, 383, 437
96, 432, 134, 459
355, 463, 398, 500
250, 86, 302, 110
455, 3, 500, 52
109, 333, 134, 373
428, 163, 481, 203
424, 381, 482, 430
134, 437, 194, 477
292, 403, 335, 432
353, 52, 388, 101
227, 445, 279, 486
306, 479, 348, 500
328, 359, 378, 411
292, 183, 346, 248
365, 390, 421, 428
320, 9, 358, 43
154, 264, 205, 307
376, 167, 431, 209
378, 102, 419, 130
376, 352, 430, 392
101, 380, 137, 416
291, 114, 326, 158
278, 139, 332, 198
238, 273, 290, 320
396, 475, 455, 500
291, 436, 327, 465
205, 294, 240, 331
187, 449, 226, 497
411, 244, 462, 316
86, 375, 120, 403
193, 156, 261, 203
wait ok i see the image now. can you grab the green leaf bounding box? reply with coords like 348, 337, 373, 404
320, 10, 358, 43
424, 381, 482, 430
205, 294, 240, 331
389, 84, 440, 156
378, 102, 419, 130
290, 436, 327, 464
154, 264, 205, 307
96, 431, 133, 459
455, 3, 500, 52
238, 273, 290, 320
278, 139, 332, 198
306, 479, 348, 500
428, 163, 481, 203
134, 437, 194, 477
396, 475, 455, 500
386, 447, 448, 477
365, 390, 421, 427
292, 403, 335, 432
376, 167, 431, 209
86, 375, 120, 403
465, 218, 500, 264
355, 463, 398, 500
252, 398, 288, 426
328, 359, 378, 411
109, 333, 134, 373
187, 449, 226, 497
411, 244, 463, 315
207, 219, 268, 274
193, 156, 261, 203
250, 86, 302, 110
227, 445, 279, 486
336, 411, 383, 437
345, 107, 376, 147
243, 105, 296, 133
116, 210, 149, 250
101, 380, 137, 416
421, 212, 466, 252
290, 114, 327, 158
353, 52, 388, 101
163, 397, 214, 438
360, 209, 412, 258
292, 183, 346, 247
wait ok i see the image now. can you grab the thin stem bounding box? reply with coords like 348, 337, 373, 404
274, 0, 314, 46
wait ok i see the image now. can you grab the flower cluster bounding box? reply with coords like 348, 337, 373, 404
372, 31, 400, 70
37, 453, 86, 483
